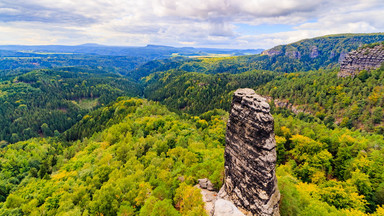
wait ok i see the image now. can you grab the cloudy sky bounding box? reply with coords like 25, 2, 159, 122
0, 0, 384, 49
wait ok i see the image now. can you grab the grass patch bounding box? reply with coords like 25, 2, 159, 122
71, 98, 99, 110
189, 54, 232, 58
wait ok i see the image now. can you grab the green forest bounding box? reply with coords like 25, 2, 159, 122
0, 68, 141, 143
1, 98, 384, 215
0, 33, 384, 215
259, 67, 384, 133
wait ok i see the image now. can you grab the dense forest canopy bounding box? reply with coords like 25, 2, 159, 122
0, 98, 383, 215
0, 98, 226, 215
259, 67, 384, 133
0, 68, 142, 143
0, 33, 384, 215
143, 69, 279, 114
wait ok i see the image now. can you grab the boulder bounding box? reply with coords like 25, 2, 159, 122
198, 178, 215, 191
213, 199, 245, 216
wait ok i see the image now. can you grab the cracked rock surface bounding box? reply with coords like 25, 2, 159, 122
339, 45, 384, 77
219, 88, 280, 216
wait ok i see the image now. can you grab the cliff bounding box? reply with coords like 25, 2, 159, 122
338, 44, 384, 77
219, 88, 280, 216
262, 33, 384, 60
259, 33, 384, 72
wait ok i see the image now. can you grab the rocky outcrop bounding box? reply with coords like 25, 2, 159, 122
214, 199, 245, 216
261, 47, 283, 57
310, 46, 319, 58
219, 88, 280, 216
199, 178, 215, 191
197, 183, 219, 215
263, 96, 308, 115
197, 181, 246, 216
273, 99, 308, 115
338, 44, 384, 77
338, 51, 347, 63
285, 50, 301, 59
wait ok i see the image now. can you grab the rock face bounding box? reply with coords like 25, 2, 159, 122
261, 47, 283, 57
285, 50, 301, 59
310, 46, 319, 58
339, 44, 384, 77
219, 88, 280, 216
199, 178, 215, 191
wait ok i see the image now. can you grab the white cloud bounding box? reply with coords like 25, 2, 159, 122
0, 0, 383, 48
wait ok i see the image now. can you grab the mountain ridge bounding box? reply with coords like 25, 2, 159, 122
0, 44, 263, 57
258, 33, 384, 72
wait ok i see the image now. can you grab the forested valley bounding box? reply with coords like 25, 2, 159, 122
0, 33, 384, 215
0, 68, 141, 143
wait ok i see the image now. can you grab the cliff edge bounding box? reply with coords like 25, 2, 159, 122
339, 44, 384, 77
219, 88, 280, 216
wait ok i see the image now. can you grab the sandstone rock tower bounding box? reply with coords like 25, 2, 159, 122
219, 88, 280, 216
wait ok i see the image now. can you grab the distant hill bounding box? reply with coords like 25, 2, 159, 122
258, 33, 384, 72
125, 33, 384, 78
0, 44, 263, 57
0, 45, 263, 78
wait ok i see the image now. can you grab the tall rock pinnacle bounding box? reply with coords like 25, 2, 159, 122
219, 88, 280, 216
